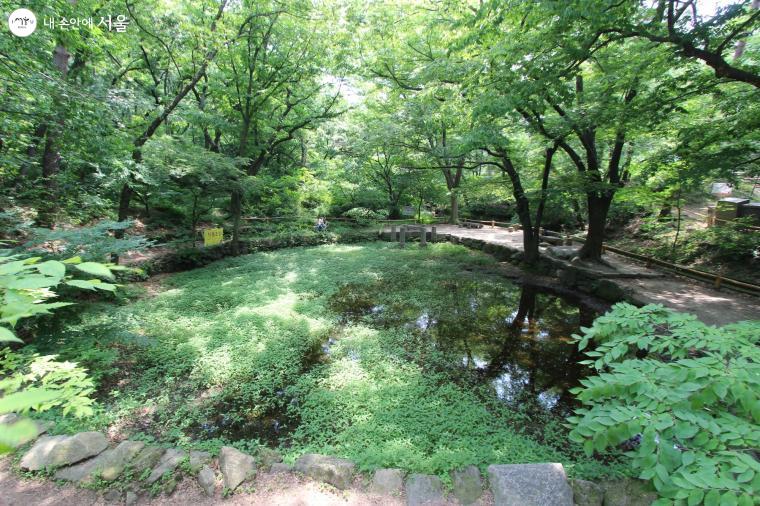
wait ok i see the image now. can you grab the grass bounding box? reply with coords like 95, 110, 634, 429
29, 242, 626, 481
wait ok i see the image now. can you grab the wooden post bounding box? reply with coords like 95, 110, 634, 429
491, 220, 495, 229
420, 226, 427, 247
390, 225, 396, 242
714, 276, 722, 290
399, 225, 406, 248
431, 226, 437, 243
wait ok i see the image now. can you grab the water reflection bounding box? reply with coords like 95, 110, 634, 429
331, 279, 598, 415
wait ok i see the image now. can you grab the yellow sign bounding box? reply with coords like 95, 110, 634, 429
203, 228, 223, 246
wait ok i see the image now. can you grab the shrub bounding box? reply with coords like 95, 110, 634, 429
342, 207, 388, 226
568, 303, 760, 505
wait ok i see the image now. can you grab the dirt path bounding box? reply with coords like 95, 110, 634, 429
391, 224, 759, 326
0, 458, 413, 506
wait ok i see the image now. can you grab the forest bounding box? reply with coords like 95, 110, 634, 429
1, 1, 759, 505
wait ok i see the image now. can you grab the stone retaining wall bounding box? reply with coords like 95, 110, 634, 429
3, 417, 656, 505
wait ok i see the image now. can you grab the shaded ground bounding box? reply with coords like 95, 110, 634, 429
400, 224, 759, 326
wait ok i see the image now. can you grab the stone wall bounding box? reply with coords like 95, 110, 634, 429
3, 417, 657, 505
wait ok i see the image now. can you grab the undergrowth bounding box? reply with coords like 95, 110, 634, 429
28, 242, 626, 481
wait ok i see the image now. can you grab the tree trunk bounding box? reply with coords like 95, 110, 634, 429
578, 193, 612, 261
449, 192, 459, 224
19, 124, 47, 181
230, 188, 242, 256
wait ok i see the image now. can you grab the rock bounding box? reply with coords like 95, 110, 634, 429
55, 455, 102, 482
593, 280, 627, 302
132, 446, 165, 475
270, 463, 292, 474
294, 453, 355, 490
197, 465, 216, 496
189, 450, 211, 473
99, 440, 145, 481
487, 463, 573, 506
125, 491, 138, 506
219, 446, 256, 491
146, 448, 186, 484
451, 465, 483, 505
56, 439, 142, 483
548, 246, 579, 260
20, 432, 108, 471
161, 476, 178, 495
258, 448, 282, 469
369, 468, 404, 495
103, 488, 122, 502
405, 473, 445, 506
570, 479, 604, 506
557, 268, 578, 286
600, 478, 657, 506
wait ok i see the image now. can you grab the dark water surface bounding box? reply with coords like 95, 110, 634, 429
329, 278, 599, 417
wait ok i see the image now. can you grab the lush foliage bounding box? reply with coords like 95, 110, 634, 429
569, 304, 760, 505
0, 252, 120, 452
28, 243, 623, 479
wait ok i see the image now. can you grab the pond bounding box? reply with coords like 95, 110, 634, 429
35, 242, 615, 476
328, 277, 602, 417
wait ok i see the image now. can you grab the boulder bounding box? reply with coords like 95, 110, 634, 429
98, 440, 145, 481
161, 476, 178, 495
146, 448, 186, 484
593, 280, 627, 302
487, 463, 573, 506
270, 462, 293, 474
189, 450, 211, 473
103, 488, 122, 502
197, 465, 216, 496
125, 491, 138, 506
20, 432, 108, 471
131, 446, 165, 475
257, 448, 282, 470
294, 453, 355, 490
451, 465, 483, 505
54, 454, 103, 483
219, 446, 256, 491
405, 473, 444, 506
600, 478, 657, 506
570, 479, 604, 506
369, 468, 404, 495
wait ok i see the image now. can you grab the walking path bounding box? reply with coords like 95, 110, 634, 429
389, 224, 759, 326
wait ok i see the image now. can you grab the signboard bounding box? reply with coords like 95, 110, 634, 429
203, 228, 223, 246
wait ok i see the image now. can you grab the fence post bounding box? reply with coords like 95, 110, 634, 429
714, 276, 722, 290
431, 226, 437, 243
390, 225, 396, 242
420, 226, 427, 247
399, 226, 406, 248
491, 220, 495, 229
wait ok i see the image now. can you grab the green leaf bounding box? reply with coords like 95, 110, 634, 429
74, 262, 114, 279
62, 256, 82, 264
36, 260, 66, 279
704, 489, 720, 506
0, 326, 22, 343
65, 279, 100, 291
687, 489, 704, 506
0, 388, 62, 413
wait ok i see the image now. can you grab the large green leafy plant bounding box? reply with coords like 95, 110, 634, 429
0, 252, 120, 452
568, 304, 760, 505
